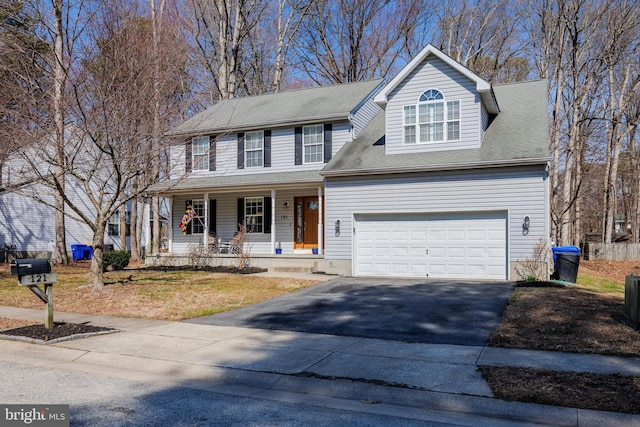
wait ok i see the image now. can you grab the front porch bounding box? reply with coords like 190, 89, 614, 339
151, 179, 341, 273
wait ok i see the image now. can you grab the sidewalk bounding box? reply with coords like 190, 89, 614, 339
1, 305, 639, 426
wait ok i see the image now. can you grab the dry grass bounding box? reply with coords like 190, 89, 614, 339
0, 262, 320, 325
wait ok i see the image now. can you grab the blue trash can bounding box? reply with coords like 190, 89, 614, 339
71, 244, 85, 261
84, 246, 93, 260
551, 246, 581, 283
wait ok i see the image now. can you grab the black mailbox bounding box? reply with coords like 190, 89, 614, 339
10, 258, 52, 276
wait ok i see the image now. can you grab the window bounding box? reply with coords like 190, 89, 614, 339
245, 131, 263, 168
303, 125, 323, 163
244, 197, 263, 233
192, 136, 209, 171
191, 200, 205, 234
107, 214, 120, 236
107, 212, 131, 236
403, 89, 460, 144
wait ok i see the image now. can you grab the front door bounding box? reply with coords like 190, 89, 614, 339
294, 196, 320, 249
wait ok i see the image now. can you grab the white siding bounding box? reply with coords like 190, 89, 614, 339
352, 93, 382, 138
385, 56, 481, 155
168, 142, 186, 180
171, 186, 320, 254
0, 180, 125, 255
169, 121, 353, 180
324, 166, 548, 266
480, 102, 489, 143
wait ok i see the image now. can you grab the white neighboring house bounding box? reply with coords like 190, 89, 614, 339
0, 130, 144, 261
149, 44, 551, 280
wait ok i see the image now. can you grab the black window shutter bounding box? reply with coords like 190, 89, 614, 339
209, 136, 216, 171
294, 127, 302, 165
237, 198, 244, 231
185, 140, 192, 173
324, 124, 333, 163
264, 196, 272, 234
185, 200, 192, 234
264, 130, 271, 167
209, 199, 216, 235
237, 133, 245, 169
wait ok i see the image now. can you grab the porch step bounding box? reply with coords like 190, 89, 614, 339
271, 266, 314, 273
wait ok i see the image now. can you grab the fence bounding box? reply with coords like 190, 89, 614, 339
584, 243, 640, 260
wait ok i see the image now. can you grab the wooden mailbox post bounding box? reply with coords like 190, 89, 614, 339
11, 259, 57, 329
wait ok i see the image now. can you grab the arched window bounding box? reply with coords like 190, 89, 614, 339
419, 89, 444, 102
403, 89, 460, 144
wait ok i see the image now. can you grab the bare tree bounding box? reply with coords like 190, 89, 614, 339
292, 0, 426, 85
0, 1, 50, 177
434, 0, 530, 83
598, 2, 640, 243
187, 0, 268, 101
51, 0, 69, 263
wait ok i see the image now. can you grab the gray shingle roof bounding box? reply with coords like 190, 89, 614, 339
169, 79, 385, 136
322, 79, 550, 176
149, 170, 323, 194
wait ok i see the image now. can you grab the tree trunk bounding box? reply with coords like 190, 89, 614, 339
130, 195, 140, 262
88, 222, 106, 290
53, 0, 68, 264
119, 203, 127, 250
150, 0, 164, 255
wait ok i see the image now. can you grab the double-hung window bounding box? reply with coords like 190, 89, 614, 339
107, 214, 120, 236
244, 197, 263, 233
303, 125, 323, 163
403, 89, 460, 144
192, 136, 209, 171
107, 212, 131, 236
245, 131, 264, 168
191, 200, 205, 234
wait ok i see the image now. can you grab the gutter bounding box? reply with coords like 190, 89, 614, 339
320, 157, 550, 177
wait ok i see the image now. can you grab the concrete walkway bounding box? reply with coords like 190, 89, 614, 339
1, 305, 639, 426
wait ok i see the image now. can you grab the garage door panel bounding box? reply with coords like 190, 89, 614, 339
391, 247, 408, 257
355, 213, 506, 280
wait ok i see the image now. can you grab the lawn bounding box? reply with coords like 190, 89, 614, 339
0, 262, 321, 324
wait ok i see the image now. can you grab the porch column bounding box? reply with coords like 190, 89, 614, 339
203, 192, 209, 246
318, 186, 323, 255
168, 197, 173, 253
271, 189, 276, 254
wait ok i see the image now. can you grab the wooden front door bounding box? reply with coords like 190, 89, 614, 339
294, 196, 320, 249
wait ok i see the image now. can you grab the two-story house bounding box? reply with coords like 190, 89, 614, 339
150, 44, 550, 280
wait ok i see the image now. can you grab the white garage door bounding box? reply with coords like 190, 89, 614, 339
354, 212, 507, 280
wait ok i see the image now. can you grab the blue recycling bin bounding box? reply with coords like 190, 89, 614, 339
84, 246, 93, 260
71, 244, 85, 261
551, 246, 581, 283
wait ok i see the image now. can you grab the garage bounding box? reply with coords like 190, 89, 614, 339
354, 212, 507, 280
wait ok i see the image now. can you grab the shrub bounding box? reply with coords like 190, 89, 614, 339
103, 250, 131, 271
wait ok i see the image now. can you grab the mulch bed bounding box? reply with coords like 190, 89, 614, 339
480, 366, 640, 414
0, 322, 116, 342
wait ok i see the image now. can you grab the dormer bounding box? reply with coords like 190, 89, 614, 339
374, 44, 499, 155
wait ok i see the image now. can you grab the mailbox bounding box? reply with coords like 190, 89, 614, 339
10, 258, 52, 276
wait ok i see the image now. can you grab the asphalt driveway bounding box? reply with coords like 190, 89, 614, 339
185, 277, 514, 346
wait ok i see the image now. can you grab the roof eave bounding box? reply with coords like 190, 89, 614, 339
321, 157, 550, 178
373, 44, 500, 114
